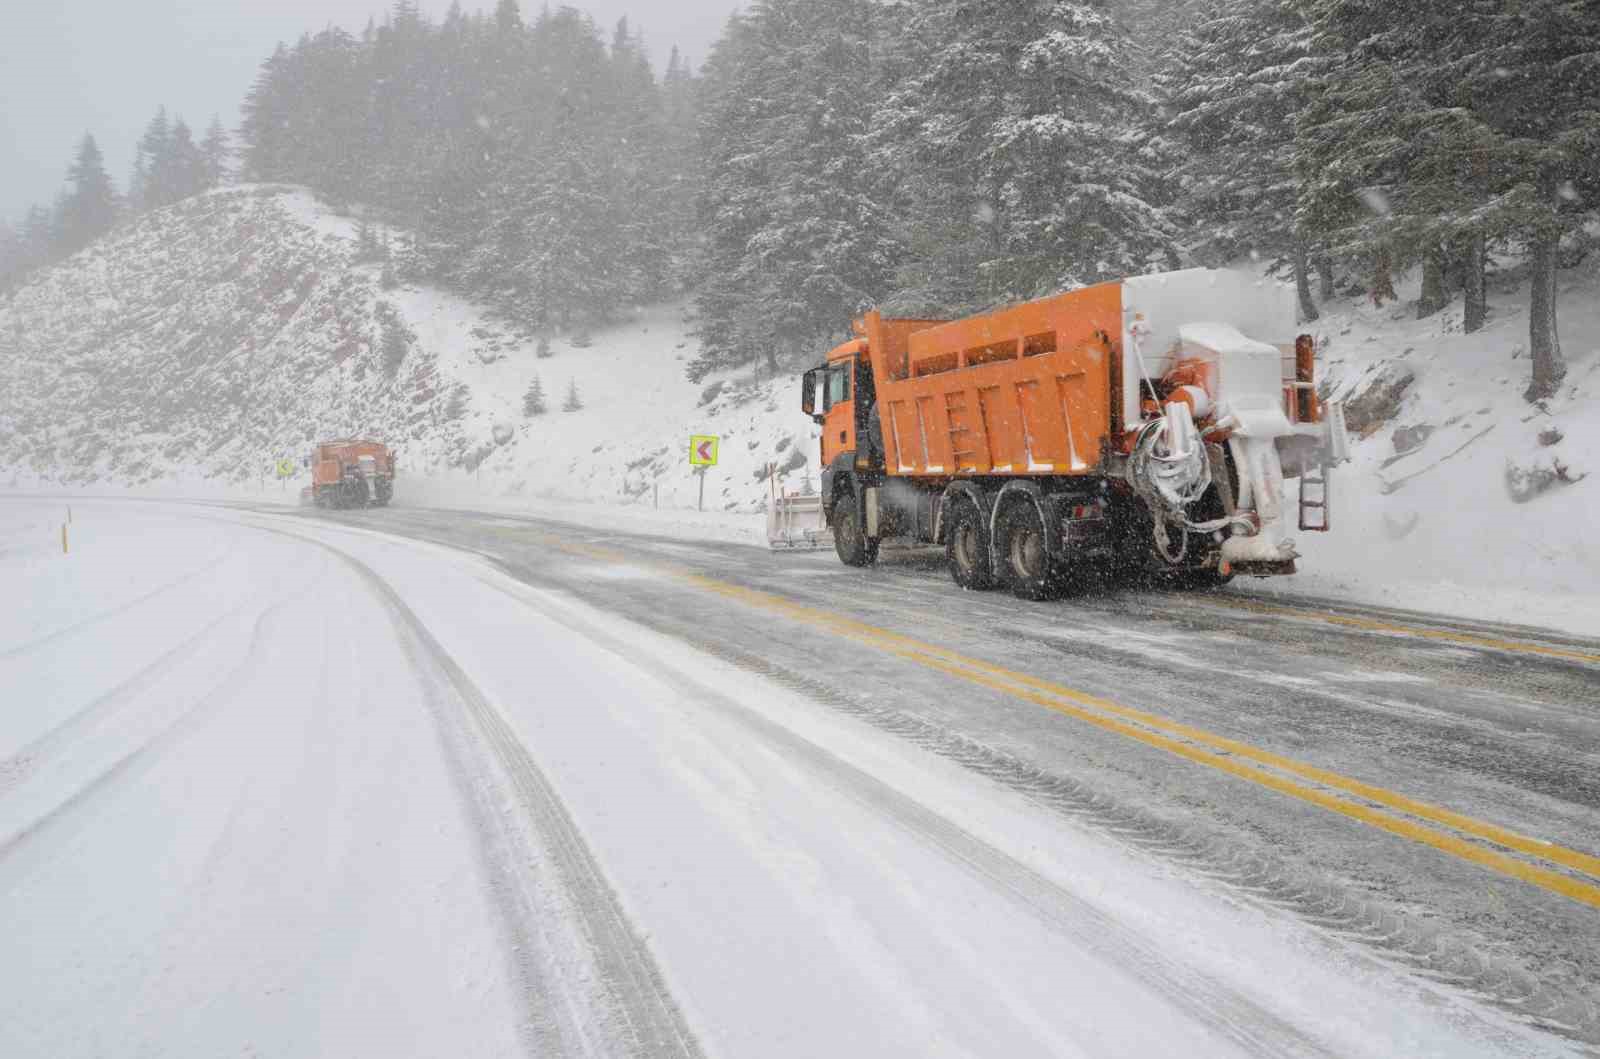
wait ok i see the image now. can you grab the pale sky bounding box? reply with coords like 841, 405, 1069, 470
1, 1, 733, 224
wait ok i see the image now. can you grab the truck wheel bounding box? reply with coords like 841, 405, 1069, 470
1000, 501, 1060, 601
945, 499, 994, 590
832, 498, 879, 567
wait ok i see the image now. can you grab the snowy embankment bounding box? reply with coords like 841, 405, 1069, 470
1271, 260, 1599, 634
0, 498, 1561, 1057
3, 184, 1595, 632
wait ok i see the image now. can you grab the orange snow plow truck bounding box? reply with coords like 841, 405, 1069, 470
787, 268, 1350, 598
302, 438, 396, 509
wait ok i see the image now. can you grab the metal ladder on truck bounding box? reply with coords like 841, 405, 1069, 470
1299, 465, 1330, 531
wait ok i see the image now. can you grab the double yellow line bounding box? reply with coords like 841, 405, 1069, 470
504, 525, 1600, 910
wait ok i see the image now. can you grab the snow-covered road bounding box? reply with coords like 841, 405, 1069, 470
1, 499, 1590, 1057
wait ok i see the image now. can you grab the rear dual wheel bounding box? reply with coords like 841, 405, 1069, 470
998, 501, 1061, 601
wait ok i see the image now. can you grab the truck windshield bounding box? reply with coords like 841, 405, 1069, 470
822, 362, 851, 411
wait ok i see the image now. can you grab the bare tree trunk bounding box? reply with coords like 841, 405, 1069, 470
1462, 230, 1487, 334
1526, 229, 1566, 401
1371, 245, 1398, 306
1417, 243, 1446, 318
1293, 237, 1319, 322
1315, 254, 1334, 301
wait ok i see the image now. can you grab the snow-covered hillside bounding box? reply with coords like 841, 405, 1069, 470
0, 185, 813, 515
1283, 258, 1599, 631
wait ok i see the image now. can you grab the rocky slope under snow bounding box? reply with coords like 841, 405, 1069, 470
0, 187, 490, 485
0, 185, 811, 513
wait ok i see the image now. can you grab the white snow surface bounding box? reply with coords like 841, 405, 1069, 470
3, 184, 1597, 635
0, 499, 1576, 1057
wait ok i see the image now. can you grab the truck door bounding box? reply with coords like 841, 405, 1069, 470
820, 359, 855, 466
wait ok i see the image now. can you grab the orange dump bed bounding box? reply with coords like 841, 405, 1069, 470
311, 439, 393, 487
866, 282, 1123, 478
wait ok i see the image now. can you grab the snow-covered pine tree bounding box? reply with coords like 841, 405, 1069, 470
562, 378, 583, 411
1296, 0, 1492, 322
876, 0, 1175, 312
200, 116, 231, 189
167, 119, 209, 203
59, 134, 118, 256
0, 220, 23, 291
1161, 0, 1322, 320
692, 0, 898, 381
1299, 0, 1598, 389
523, 374, 548, 416
129, 107, 171, 212
238, 45, 293, 183
1451, 0, 1599, 398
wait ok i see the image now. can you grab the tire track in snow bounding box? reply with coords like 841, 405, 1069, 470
239, 520, 704, 1059
474, 569, 1338, 1059
0, 596, 256, 797
0, 548, 231, 660
0, 586, 303, 866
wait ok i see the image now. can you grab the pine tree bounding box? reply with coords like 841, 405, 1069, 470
200, 116, 231, 189
375, 301, 411, 372
167, 119, 208, 202
522, 374, 548, 415
0, 220, 22, 290
536, 335, 553, 359
1161, 0, 1322, 319
1299, 0, 1600, 396
562, 378, 583, 411
130, 107, 171, 212
874, 0, 1175, 313
59, 134, 118, 255
692, 0, 899, 381
19, 205, 55, 273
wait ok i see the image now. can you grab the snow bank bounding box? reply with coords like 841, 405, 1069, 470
1247, 261, 1600, 635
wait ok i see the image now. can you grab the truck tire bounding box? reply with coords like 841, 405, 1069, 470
999, 500, 1060, 601
833, 497, 879, 567
945, 498, 994, 591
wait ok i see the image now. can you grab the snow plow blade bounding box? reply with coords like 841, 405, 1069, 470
767, 493, 831, 550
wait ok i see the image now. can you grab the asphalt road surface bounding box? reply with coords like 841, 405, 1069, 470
5, 496, 1597, 1057
300, 500, 1600, 1045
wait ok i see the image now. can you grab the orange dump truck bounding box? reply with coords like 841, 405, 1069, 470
793, 268, 1349, 597
302, 438, 396, 509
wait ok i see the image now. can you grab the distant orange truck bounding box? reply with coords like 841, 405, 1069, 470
301, 438, 395, 509
792, 268, 1349, 597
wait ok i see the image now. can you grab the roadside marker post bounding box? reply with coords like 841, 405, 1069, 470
61, 522, 68, 555
689, 435, 719, 513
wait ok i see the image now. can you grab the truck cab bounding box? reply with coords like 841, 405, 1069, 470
803, 340, 867, 472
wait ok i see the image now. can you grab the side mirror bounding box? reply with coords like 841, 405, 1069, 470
801, 369, 817, 416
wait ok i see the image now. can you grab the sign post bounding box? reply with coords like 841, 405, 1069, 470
275, 458, 295, 492
688, 434, 719, 512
